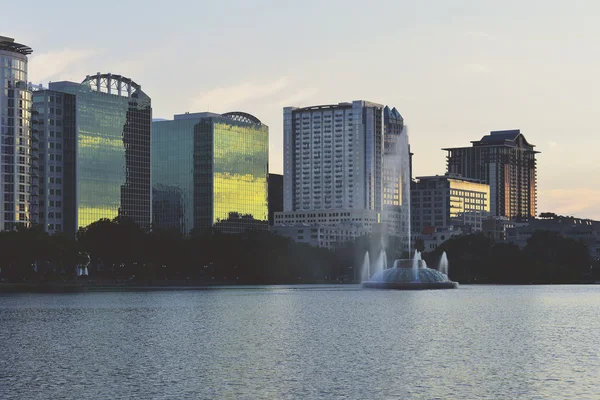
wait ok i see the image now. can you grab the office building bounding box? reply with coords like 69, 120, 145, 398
268, 173, 283, 225
152, 111, 268, 235
0, 36, 34, 230
411, 174, 490, 233
39, 73, 152, 233
443, 129, 538, 220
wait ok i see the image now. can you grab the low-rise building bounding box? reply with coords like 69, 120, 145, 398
413, 226, 463, 252
271, 221, 370, 249
506, 217, 600, 259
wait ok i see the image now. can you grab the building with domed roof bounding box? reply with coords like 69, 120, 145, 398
33, 73, 153, 235
152, 111, 268, 235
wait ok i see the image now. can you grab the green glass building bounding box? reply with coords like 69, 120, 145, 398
152, 112, 268, 235
49, 73, 152, 232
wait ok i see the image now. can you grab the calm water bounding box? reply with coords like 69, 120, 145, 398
1, 285, 599, 399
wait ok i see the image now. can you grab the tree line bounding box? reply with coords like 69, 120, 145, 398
0, 217, 598, 285
0, 217, 347, 285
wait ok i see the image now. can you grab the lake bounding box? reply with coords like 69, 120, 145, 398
1, 285, 599, 399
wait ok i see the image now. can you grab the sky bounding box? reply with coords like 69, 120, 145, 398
3, 0, 599, 219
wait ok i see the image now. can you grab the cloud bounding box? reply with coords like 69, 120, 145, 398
191, 77, 288, 112
539, 188, 600, 219
28, 49, 98, 83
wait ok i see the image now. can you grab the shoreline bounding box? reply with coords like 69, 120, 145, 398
1, 281, 599, 293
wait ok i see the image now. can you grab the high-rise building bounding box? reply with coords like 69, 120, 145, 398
31, 89, 77, 235
268, 173, 283, 226
0, 36, 34, 231
411, 174, 490, 233
152, 111, 268, 235
283, 101, 385, 213
443, 130, 538, 220
278, 100, 412, 248
39, 73, 152, 233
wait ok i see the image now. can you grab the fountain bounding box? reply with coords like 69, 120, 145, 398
362, 250, 458, 289
361, 252, 371, 282
359, 111, 458, 289
412, 250, 421, 282
439, 252, 449, 276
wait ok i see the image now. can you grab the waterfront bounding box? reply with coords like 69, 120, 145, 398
1, 285, 599, 399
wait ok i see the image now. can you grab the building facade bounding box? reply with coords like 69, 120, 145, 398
272, 222, 370, 249
443, 129, 538, 220
279, 100, 413, 248
0, 36, 34, 231
506, 216, 600, 260
283, 101, 384, 213
152, 111, 268, 235
268, 173, 283, 226
31, 89, 77, 235
411, 174, 490, 233
45, 73, 152, 232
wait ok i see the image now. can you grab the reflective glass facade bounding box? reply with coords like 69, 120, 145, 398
49, 76, 151, 230
212, 119, 268, 232
0, 37, 33, 231
152, 112, 268, 235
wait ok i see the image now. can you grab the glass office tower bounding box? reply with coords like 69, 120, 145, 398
49, 73, 152, 231
0, 36, 34, 231
152, 112, 268, 235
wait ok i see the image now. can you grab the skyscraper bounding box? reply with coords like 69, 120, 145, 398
39, 73, 152, 232
152, 111, 268, 235
277, 100, 412, 247
443, 130, 539, 220
0, 36, 34, 231
31, 89, 77, 235
283, 101, 384, 213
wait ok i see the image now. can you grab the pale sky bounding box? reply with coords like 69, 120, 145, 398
3, 0, 599, 219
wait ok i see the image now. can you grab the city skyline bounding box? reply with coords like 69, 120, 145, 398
3, 0, 599, 220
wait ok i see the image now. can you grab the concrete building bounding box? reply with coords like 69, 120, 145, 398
506, 216, 600, 259
443, 130, 538, 220
273, 221, 370, 250
414, 226, 463, 252
482, 216, 526, 242
283, 101, 385, 213
0, 36, 34, 231
279, 100, 411, 248
31, 89, 77, 235
152, 112, 268, 235
411, 174, 490, 233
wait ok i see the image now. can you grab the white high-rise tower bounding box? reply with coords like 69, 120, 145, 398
283, 101, 385, 213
